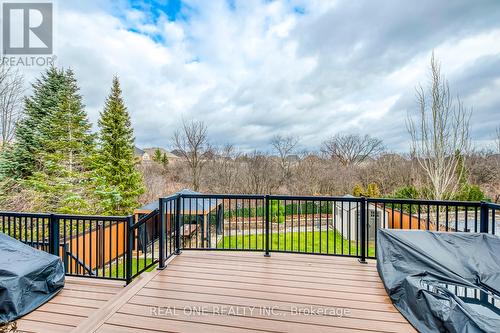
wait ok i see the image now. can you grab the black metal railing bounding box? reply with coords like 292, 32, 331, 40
485, 202, 499, 235
165, 193, 266, 253
157, 194, 498, 262
0, 212, 153, 283
156, 194, 181, 270
56, 214, 131, 280
1, 195, 498, 283
128, 209, 160, 281
265, 195, 367, 258
0, 212, 51, 250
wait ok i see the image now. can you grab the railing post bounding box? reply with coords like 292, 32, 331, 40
359, 197, 367, 264
158, 198, 166, 269
264, 195, 270, 257
480, 201, 489, 233
126, 215, 134, 284
48, 214, 59, 256
63, 243, 69, 273
175, 195, 181, 254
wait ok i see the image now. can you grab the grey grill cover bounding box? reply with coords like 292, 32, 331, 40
377, 229, 500, 333
0, 233, 64, 324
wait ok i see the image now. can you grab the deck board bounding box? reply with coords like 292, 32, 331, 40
95, 251, 415, 333
153, 268, 388, 294
14, 252, 416, 333
145, 279, 391, 303
15, 277, 125, 333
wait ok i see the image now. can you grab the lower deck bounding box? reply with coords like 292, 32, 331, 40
16, 251, 416, 333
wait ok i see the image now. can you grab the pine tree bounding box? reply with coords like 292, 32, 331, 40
152, 148, 169, 167
0, 67, 66, 180
26, 69, 95, 213
93, 76, 144, 214
153, 149, 163, 163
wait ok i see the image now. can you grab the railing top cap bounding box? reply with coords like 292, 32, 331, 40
159, 193, 487, 207
0, 211, 132, 220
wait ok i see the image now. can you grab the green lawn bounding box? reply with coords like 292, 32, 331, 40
107, 258, 156, 279
218, 230, 375, 257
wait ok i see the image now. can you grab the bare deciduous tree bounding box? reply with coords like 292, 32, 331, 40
321, 133, 384, 166
358, 153, 414, 195
494, 126, 500, 202
270, 134, 298, 183
172, 120, 211, 191
407, 54, 471, 200
496, 125, 500, 154
289, 152, 327, 195
0, 65, 24, 148
205, 144, 241, 193
243, 151, 279, 194
137, 162, 169, 204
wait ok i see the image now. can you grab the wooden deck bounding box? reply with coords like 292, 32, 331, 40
16, 252, 416, 333
16, 277, 125, 333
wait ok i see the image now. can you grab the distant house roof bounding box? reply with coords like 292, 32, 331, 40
134, 146, 145, 156
143, 147, 167, 155
136, 189, 219, 214
142, 148, 180, 161
170, 149, 184, 158
164, 152, 180, 160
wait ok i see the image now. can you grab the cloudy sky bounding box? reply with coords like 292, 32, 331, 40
18, 0, 500, 152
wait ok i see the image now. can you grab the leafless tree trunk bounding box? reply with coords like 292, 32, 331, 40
321, 133, 384, 166
172, 120, 211, 191
0, 65, 24, 149
357, 153, 414, 195
289, 152, 324, 195
243, 151, 279, 194
496, 125, 500, 154
407, 53, 471, 200
205, 144, 241, 193
494, 126, 500, 203
270, 134, 298, 183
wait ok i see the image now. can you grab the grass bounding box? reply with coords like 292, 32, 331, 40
218, 230, 375, 257
107, 258, 156, 279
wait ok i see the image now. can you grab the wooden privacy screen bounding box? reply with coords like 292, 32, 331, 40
386, 209, 433, 230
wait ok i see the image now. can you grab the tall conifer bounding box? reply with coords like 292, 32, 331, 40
27, 69, 95, 213
0, 67, 66, 180
94, 76, 143, 214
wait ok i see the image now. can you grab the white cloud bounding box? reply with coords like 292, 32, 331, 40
14, 0, 500, 152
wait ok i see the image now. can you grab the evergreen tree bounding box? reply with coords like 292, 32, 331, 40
26, 69, 95, 213
152, 148, 169, 167
392, 186, 420, 199
153, 148, 162, 162
93, 76, 144, 214
0, 67, 66, 180
153, 148, 163, 163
